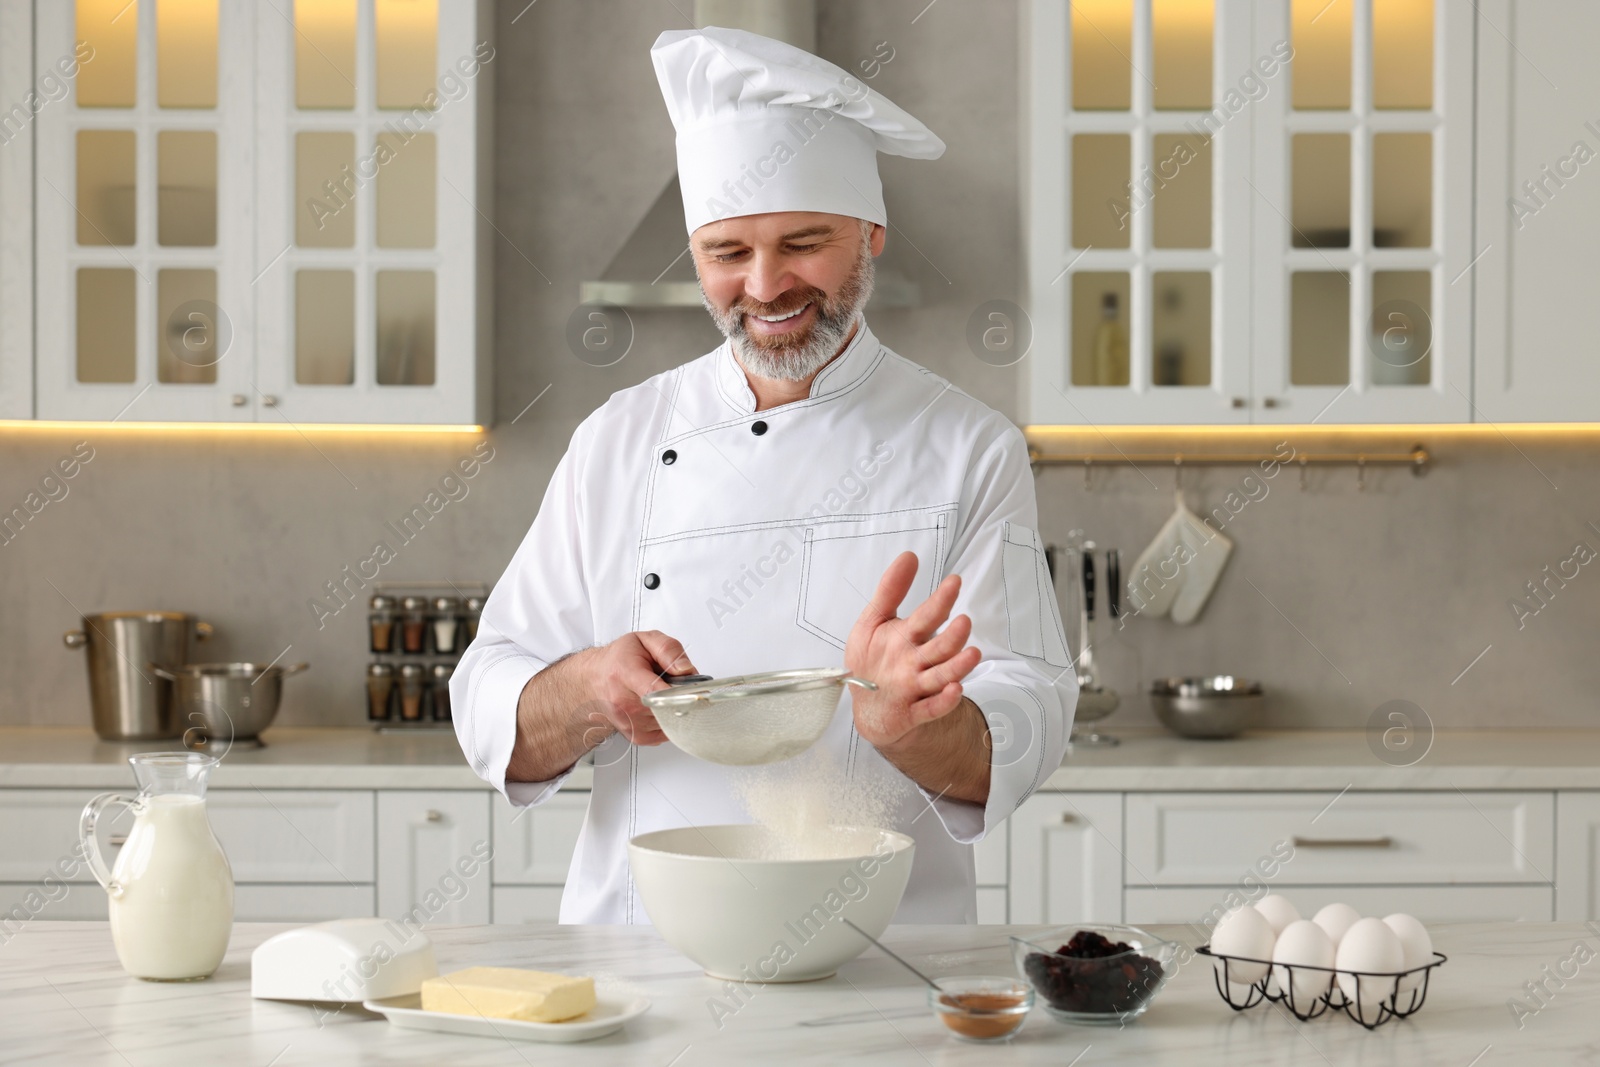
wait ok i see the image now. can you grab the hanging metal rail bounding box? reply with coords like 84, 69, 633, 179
1028, 443, 1431, 489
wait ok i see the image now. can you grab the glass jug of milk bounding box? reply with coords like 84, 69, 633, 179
79, 752, 234, 980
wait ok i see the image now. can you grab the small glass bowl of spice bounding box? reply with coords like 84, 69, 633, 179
929, 976, 1033, 1043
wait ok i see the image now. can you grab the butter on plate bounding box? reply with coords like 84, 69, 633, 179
419, 967, 596, 1023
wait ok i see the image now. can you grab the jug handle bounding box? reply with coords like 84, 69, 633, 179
79, 793, 140, 897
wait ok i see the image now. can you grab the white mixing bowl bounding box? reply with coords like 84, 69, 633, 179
628, 824, 915, 982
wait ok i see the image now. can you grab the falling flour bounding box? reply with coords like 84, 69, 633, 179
733, 747, 909, 860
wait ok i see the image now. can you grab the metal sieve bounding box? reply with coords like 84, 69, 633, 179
641, 667, 877, 766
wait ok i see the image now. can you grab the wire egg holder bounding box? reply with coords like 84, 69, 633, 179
1196, 945, 1448, 1030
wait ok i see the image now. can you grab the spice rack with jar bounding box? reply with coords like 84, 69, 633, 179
366, 581, 485, 731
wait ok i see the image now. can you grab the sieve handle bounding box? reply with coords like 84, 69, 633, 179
843, 676, 877, 691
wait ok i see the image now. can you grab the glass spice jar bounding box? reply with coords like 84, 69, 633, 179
430, 596, 462, 655
429, 663, 455, 721
366, 662, 396, 722
368, 595, 397, 653
399, 596, 429, 654
398, 663, 426, 721
463, 596, 484, 643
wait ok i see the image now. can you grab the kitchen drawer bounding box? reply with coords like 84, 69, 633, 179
0, 882, 378, 926
493, 885, 564, 924
378, 791, 492, 924
1124, 884, 1554, 924
0, 788, 377, 885
975, 821, 1007, 887
1125, 792, 1553, 886
0, 789, 135, 881
234, 884, 375, 922
210, 790, 376, 883
0, 880, 113, 923
976, 886, 1008, 924
491, 790, 587, 885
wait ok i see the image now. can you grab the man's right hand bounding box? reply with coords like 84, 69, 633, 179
581, 630, 698, 748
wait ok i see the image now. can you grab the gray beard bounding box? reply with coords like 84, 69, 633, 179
699, 230, 876, 383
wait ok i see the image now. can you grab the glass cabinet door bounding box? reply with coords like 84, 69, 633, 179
1027, 0, 1253, 425
251, 0, 483, 426
35, 0, 255, 421
1250, 0, 1471, 423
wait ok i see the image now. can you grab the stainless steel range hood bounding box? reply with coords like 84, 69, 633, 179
578, 0, 922, 310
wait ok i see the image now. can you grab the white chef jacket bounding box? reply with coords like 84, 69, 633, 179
452, 319, 1076, 924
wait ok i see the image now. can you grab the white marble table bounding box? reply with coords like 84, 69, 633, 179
0, 921, 1591, 1065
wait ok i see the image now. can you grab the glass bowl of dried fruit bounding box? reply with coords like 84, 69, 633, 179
1011, 924, 1181, 1025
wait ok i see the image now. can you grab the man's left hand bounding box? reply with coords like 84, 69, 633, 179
846, 550, 982, 752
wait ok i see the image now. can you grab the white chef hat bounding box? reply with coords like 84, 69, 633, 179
650, 27, 946, 235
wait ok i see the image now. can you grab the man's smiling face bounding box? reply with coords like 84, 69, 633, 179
691, 211, 886, 382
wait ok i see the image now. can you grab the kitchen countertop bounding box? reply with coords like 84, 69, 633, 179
6, 726, 1600, 792
0, 920, 1584, 1065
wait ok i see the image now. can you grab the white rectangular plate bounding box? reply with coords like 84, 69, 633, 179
363, 988, 650, 1044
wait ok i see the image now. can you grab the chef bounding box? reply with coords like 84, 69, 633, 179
452, 27, 1075, 924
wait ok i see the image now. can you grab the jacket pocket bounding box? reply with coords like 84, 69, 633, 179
798, 509, 952, 649
1002, 521, 1074, 669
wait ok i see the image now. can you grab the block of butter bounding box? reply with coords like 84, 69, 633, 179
419, 967, 596, 1023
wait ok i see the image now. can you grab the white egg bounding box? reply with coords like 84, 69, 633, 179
1382, 913, 1434, 1001
1253, 894, 1302, 935
1334, 917, 1405, 1017
1210, 904, 1276, 985
1270, 920, 1335, 1009
1311, 902, 1362, 949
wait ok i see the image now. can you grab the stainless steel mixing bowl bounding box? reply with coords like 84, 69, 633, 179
154, 662, 308, 748
1149, 676, 1263, 739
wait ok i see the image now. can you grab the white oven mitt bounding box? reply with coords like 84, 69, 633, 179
1170, 495, 1231, 624
1126, 491, 1233, 624
1126, 503, 1186, 619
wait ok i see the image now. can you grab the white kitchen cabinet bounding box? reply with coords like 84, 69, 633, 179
1555, 793, 1600, 921
976, 887, 1008, 925
209, 789, 376, 884
491, 791, 588, 885
1008, 793, 1123, 925
1125, 884, 1553, 925
1125, 791, 1554, 886
1473, 0, 1600, 422
1247, 0, 1473, 424
0, 788, 133, 882
376, 790, 491, 925
1025, 0, 1474, 425
492, 886, 565, 925
0, 1, 33, 420
28, 0, 493, 425
1023, 0, 1254, 426
234, 884, 376, 923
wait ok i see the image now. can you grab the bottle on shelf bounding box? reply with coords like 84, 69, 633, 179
368, 595, 397, 654
399, 597, 429, 655
1093, 291, 1129, 386
430, 597, 462, 655
398, 664, 426, 721
367, 663, 396, 722
429, 663, 455, 722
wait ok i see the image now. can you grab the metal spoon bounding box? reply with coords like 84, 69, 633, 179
840, 918, 941, 992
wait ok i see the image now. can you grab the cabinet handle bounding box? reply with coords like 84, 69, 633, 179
1231, 396, 1247, 409
231, 394, 246, 407
425, 809, 443, 823
1059, 813, 1078, 825
261, 394, 279, 408
1262, 397, 1281, 409
1291, 835, 1393, 849
109, 834, 127, 847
